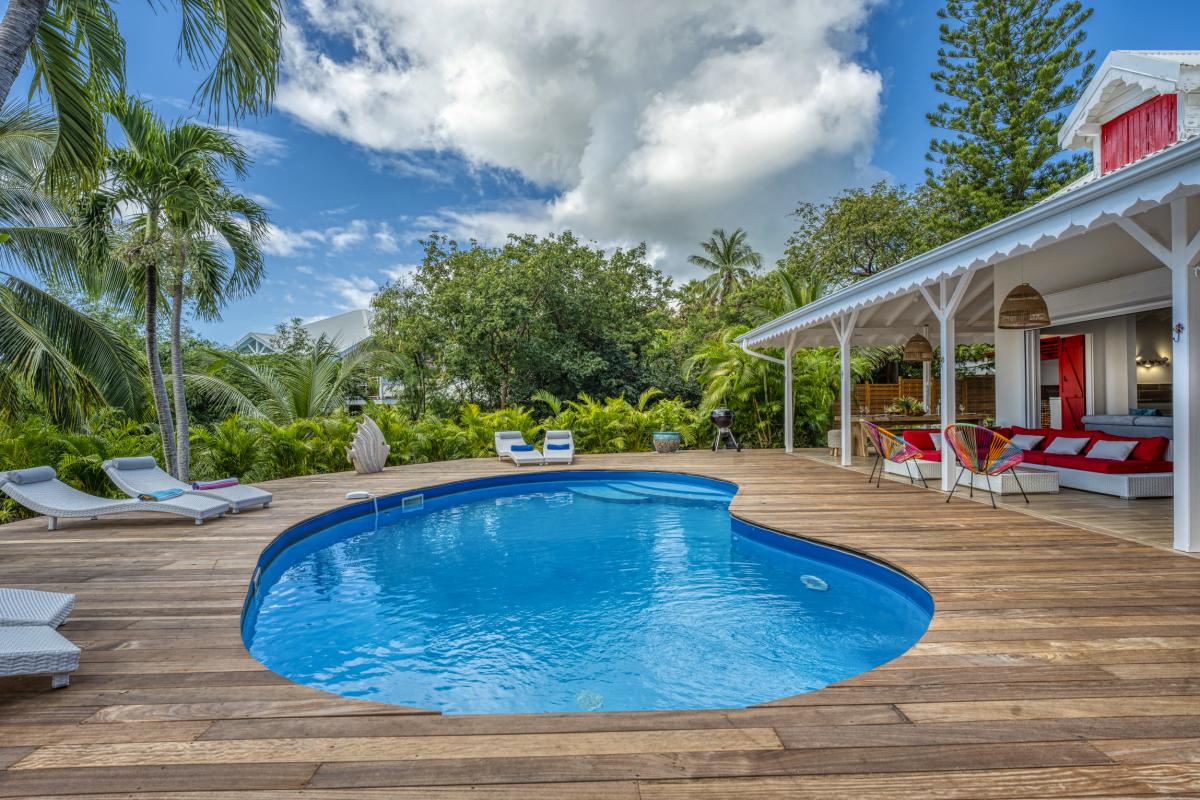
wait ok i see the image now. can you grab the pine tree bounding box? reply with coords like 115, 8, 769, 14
924, 0, 1096, 241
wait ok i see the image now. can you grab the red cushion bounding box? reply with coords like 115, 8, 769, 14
1020, 450, 1047, 465
1086, 431, 1170, 463
993, 427, 1014, 440
903, 430, 936, 450
1044, 454, 1173, 474
916, 449, 941, 462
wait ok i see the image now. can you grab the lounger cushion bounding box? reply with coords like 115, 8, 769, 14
5, 467, 56, 485
1043, 454, 1173, 474
546, 443, 571, 451
110, 456, 158, 471
510, 444, 534, 452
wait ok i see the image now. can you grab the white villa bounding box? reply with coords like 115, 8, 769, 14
234, 309, 374, 356
739, 51, 1200, 553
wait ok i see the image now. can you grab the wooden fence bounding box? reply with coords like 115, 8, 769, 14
845, 376, 995, 417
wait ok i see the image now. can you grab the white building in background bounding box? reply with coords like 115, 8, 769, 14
233, 309, 374, 356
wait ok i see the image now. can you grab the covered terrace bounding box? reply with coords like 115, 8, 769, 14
738, 134, 1200, 553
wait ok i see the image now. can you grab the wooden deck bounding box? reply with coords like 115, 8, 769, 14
1, 450, 1198, 799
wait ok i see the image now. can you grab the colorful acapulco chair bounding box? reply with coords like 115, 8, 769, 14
943, 423, 1029, 509
860, 420, 928, 488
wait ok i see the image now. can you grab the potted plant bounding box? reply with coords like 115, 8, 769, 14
887, 396, 926, 416
652, 431, 682, 454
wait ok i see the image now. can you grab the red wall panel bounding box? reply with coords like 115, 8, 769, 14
1100, 94, 1178, 174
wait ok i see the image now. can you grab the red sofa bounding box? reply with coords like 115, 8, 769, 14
902, 426, 1173, 498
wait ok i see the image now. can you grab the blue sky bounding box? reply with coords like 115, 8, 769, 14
18, 0, 1200, 344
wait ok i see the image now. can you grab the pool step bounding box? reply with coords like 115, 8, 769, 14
567, 485, 649, 503
609, 481, 732, 503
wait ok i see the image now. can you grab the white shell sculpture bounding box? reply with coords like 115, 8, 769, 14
347, 415, 390, 474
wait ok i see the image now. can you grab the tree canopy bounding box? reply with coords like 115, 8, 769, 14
924, 0, 1096, 239
372, 231, 674, 411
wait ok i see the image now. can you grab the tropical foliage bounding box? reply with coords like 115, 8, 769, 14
0, 0, 1098, 514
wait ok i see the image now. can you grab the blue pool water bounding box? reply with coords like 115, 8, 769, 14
243, 472, 931, 714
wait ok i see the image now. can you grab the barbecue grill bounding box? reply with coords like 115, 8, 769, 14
709, 407, 741, 452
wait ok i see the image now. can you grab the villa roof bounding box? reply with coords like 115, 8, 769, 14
737, 134, 1200, 349
233, 309, 374, 355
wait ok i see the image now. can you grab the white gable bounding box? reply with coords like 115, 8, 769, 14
1060, 50, 1200, 151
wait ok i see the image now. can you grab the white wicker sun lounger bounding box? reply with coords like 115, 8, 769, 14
0, 626, 80, 688
0, 467, 229, 531
102, 457, 272, 513
542, 430, 575, 465
0, 589, 74, 627
494, 431, 544, 466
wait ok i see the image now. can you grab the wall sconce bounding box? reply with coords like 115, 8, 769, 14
1135, 354, 1170, 369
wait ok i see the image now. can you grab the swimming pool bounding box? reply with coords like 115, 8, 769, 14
242, 471, 932, 714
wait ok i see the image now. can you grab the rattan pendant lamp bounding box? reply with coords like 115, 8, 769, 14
903, 324, 933, 362
998, 255, 1051, 329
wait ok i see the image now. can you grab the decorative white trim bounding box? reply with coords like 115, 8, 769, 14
737, 136, 1200, 349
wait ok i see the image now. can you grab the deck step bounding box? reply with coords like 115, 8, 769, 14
567, 485, 649, 503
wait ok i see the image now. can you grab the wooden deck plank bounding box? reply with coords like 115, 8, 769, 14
0, 450, 1195, 797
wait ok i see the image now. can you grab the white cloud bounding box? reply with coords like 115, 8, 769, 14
277, 0, 885, 273
225, 127, 289, 164
374, 223, 400, 253
328, 274, 379, 309
295, 265, 316, 275
264, 220, 397, 256
327, 219, 369, 250
262, 224, 325, 256
381, 263, 419, 282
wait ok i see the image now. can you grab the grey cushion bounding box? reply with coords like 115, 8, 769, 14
6, 467, 56, 485
1133, 416, 1173, 429
110, 456, 158, 471
1082, 415, 1135, 425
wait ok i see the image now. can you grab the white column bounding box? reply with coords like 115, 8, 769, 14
783, 341, 795, 454
1171, 200, 1200, 552
939, 307, 957, 492
832, 311, 859, 467
920, 270, 977, 491
921, 360, 932, 412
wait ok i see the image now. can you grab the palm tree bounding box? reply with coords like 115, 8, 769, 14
76, 96, 252, 475
0, 104, 141, 425
688, 228, 762, 308
188, 343, 379, 427
163, 181, 267, 480
0, 0, 282, 180
749, 269, 830, 325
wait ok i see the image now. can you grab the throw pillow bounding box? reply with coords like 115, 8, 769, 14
1087, 439, 1137, 461
1010, 434, 1044, 451
929, 432, 943, 451
1044, 436, 1091, 455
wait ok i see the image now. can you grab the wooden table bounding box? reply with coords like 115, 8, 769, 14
837, 414, 987, 457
